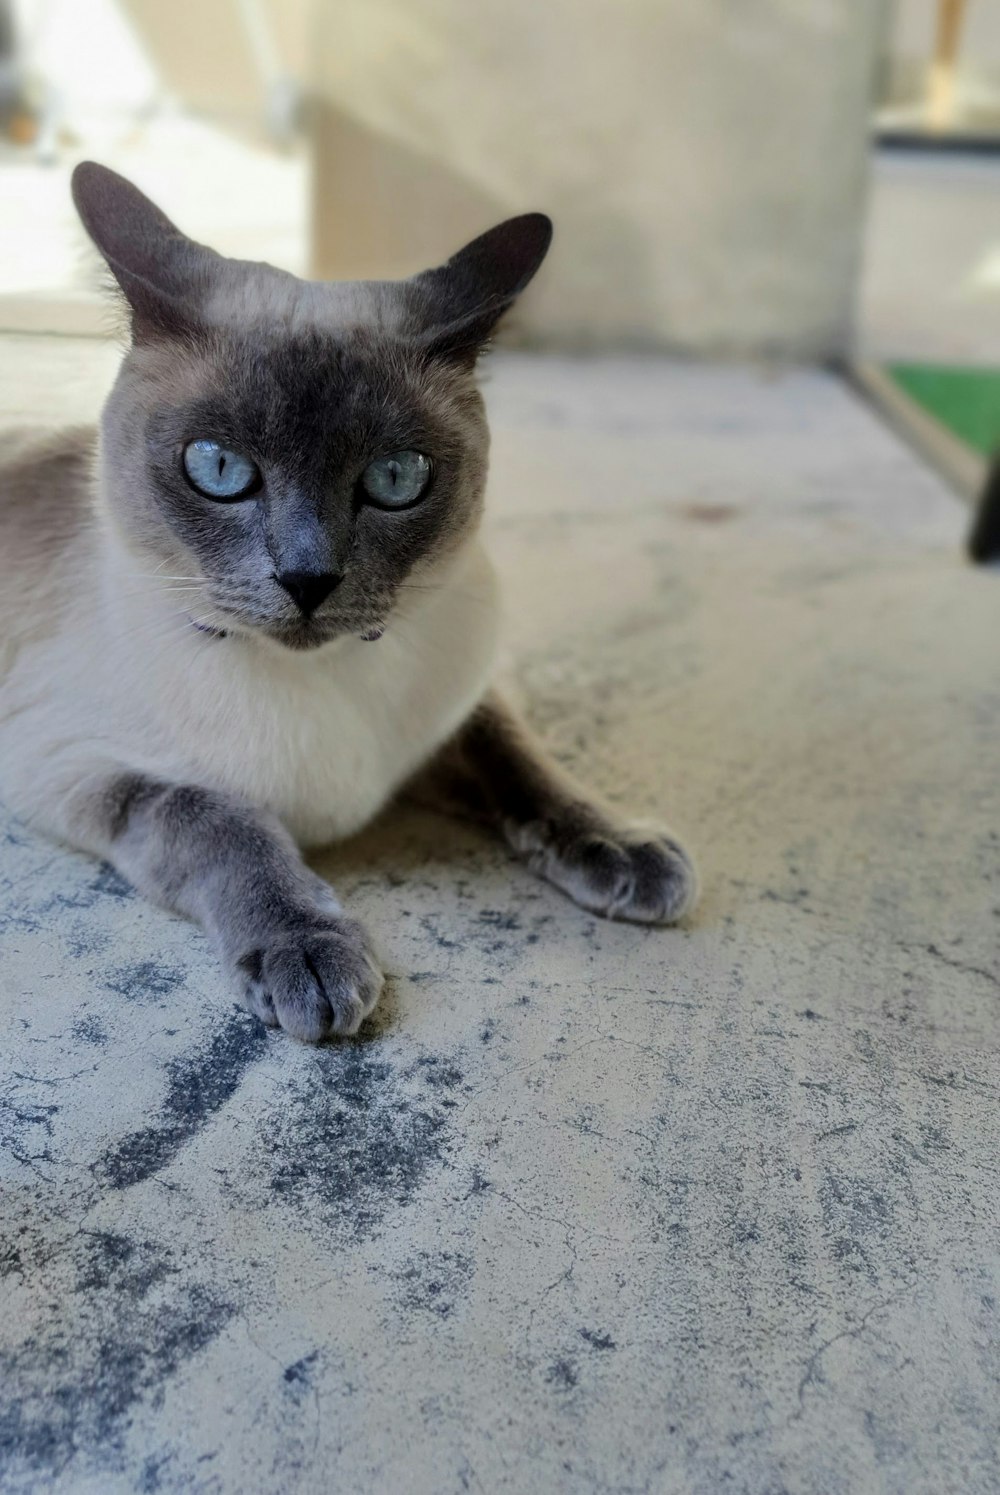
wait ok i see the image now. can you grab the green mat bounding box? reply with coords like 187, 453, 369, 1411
888, 364, 1000, 457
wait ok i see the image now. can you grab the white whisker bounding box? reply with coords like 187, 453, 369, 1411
125, 574, 204, 583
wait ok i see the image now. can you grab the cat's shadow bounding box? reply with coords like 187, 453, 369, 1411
307, 801, 501, 1043
307, 799, 495, 888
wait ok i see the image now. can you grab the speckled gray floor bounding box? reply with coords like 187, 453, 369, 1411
2, 349, 999, 1495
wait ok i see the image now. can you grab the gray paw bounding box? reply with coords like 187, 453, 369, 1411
233, 915, 383, 1041
509, 815, 698, 925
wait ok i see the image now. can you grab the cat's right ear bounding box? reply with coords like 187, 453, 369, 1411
410, 213, 553, 364
71, 162, 220, 340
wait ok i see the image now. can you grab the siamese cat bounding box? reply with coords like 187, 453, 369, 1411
0, 163, 697, 1041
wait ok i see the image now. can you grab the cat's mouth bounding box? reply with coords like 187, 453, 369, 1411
189, 605, 386, 651
189, 618, 228, 640
271, 616, 386, 650
251, 618, 386, 651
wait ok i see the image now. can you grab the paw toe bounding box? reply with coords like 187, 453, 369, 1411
575, 836, 634, 904
263, 947, 333, 1042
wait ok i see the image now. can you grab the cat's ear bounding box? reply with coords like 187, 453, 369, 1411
71, 162, 221, 340
411, 213, 553, 364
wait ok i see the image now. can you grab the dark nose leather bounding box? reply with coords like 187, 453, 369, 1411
277, 570, 342, 616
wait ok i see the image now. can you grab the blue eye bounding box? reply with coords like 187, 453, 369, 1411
361, 450, 432, 508
183, 439, 260, 500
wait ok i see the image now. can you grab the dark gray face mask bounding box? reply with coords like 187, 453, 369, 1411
73, 160, 552, 650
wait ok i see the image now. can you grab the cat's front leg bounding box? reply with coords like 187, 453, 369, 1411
414, 691, 698, 924
56, 767, 382, 1040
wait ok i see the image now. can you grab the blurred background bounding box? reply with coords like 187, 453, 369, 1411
1, 0, 999, 477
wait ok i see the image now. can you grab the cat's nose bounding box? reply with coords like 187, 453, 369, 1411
276, 570, 342, 616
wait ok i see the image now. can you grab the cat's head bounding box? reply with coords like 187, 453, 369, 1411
72, 162, 551, 650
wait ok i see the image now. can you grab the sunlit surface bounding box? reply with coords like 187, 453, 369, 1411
860, 150, 1000, 365
0, 118, 307, 331
0, 0, 307, 333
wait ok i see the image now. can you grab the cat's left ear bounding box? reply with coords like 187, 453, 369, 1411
71, 161, 221, 340
411, 213, 553, 363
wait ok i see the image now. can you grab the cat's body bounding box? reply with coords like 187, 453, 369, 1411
0, 430, 498, 848
0, 165, 697, 1041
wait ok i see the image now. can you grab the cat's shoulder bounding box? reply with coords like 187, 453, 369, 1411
0, 423, 96, 551
1, 422, 96, 492
0, 425, 97, 644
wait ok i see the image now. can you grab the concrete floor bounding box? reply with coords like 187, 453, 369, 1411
1, 345, 999, 1494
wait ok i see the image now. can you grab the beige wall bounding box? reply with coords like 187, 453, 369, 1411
311, 0, 888, 358
121, 0, 310, 117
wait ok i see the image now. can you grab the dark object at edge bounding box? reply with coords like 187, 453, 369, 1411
969, 456, 1000, 563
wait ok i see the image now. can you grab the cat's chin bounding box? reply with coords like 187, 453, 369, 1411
265, 625, 344, 653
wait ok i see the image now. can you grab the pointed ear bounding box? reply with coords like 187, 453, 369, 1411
71, 162, 221, 340
411, 212, 553, 363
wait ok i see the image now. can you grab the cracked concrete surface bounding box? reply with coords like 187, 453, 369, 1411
1, 346, 999, 1494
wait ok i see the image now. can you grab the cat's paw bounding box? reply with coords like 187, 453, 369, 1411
233, 914, 383, 1041
508, 814, 698, 925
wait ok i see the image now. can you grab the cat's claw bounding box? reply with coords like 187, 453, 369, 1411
508, 816, 698, 925
234, 914, 383, 1041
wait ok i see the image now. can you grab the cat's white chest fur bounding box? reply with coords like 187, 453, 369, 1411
5, 541, 500, 849
141, 544, 500, 845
